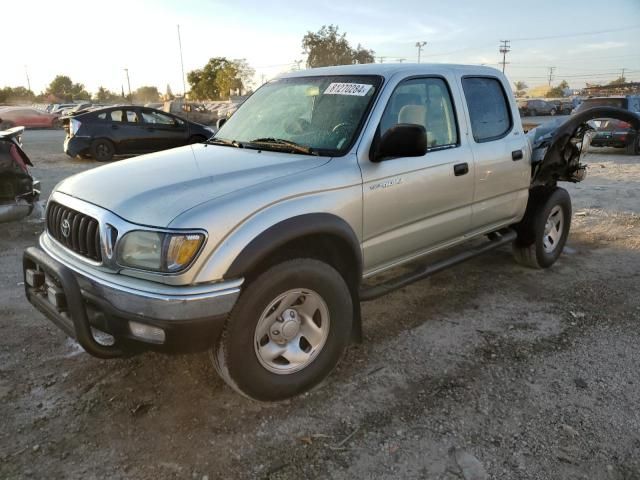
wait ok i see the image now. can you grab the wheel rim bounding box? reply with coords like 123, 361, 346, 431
96, 143, 110, 160
543, 206, 564, 253
254, 288, 330, 375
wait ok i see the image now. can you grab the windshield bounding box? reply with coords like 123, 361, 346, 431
214, 75, 381, 156
575, 98, 626, 112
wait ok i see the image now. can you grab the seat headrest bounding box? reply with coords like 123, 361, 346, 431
398, 104, 427, 127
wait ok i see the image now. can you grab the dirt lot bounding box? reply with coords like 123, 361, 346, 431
1, 130, 639, 479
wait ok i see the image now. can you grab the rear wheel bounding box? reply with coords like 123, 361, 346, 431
0, 120, 15, 130
91, 139, 115, 162
625, 134, 640, 155
513, 187, 572, 269
211, 259, 353, 401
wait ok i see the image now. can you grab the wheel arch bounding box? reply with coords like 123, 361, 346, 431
224, 213, 364, 341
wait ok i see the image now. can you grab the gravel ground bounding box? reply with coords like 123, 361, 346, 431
1, 130, 639, 479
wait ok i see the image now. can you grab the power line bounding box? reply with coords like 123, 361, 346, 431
510, 24, 640, 42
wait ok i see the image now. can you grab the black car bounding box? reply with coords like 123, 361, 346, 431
517, 99, 557, 116
576, 96, 640, 155
63, 106, 214, 161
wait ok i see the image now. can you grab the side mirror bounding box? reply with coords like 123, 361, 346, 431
216, 117, 227, 130
371, 124, 427, 162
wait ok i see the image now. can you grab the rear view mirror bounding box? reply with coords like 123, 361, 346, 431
371, 124, 427, 162
216, 118, 227, 130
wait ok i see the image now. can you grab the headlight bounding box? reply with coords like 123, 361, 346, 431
117, 231, 205, 273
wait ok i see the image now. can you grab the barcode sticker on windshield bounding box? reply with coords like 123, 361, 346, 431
324, 83, 372, 96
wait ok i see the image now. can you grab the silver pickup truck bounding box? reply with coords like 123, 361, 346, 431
22, 64, 640, 401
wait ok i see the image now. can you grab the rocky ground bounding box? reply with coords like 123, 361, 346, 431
0, 130, 638, 479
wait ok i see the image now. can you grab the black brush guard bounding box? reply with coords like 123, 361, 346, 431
23, 246, 124, 358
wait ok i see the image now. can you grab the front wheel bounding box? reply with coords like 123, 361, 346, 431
513, 187, 572, 269
211, 259, 353, 401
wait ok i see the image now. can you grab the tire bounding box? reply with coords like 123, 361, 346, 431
0, 120, 15, 130
625, 134, 640, 155
529, 109, 537, 117
52, 118, 61, 129
513, 187, 572, 269
90, 139, 115, 162
550, 108, 557, 116
211, 258, 353, 401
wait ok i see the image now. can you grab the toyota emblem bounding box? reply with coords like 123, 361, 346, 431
61, 219, 71, 238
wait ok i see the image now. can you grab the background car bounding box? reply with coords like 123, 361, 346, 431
576, 96, 640, 155
0, 107, 60, 129
63, 106, 215, 161
517, 99, 557, 116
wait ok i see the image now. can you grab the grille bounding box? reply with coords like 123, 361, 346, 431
47, 201, 102, 262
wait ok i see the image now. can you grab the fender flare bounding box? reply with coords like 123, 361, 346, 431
224, 213, 363, 280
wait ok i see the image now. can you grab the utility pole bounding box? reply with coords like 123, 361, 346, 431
24, 65, 31, 92
397, 58, 406, 63
177, 25, 187, 99
377, 56, 386, 63
547, 66, 555, 86
294, 59, 303, 70
415, 41, 427, 63
499, 40, 510, 73
123, 68, 132, 102
621, 67, 626, 81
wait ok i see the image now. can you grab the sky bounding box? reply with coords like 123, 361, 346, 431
2, 0, 639, 96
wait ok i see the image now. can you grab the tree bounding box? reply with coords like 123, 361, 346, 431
513, 81, 528, 97
0, 86, 35, 103
187, 58, 252, 100
546, 80, 569, 98
352, 44, 375, 65
608, 76, 627, 86
94, 86, 121, 103
46, 75, 90, 101
302, 25, 375, 68
133, 86, 160, 104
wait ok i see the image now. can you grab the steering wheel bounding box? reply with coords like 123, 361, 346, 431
332, 122, 354, 134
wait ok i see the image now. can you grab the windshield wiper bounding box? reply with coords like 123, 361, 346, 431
206, 137, 242, 148
248, 137, 317, 155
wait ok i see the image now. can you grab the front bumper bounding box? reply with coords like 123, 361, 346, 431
23, 246, 242, 357
64, 136, 92, 158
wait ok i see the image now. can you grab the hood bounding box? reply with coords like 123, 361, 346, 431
56, 144, 329, 227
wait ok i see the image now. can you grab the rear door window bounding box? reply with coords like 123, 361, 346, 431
462, 77, 512, 142
109, 110, 124, 122
141, 110, 176, 125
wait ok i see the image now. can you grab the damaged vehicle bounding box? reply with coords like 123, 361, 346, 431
22, 64, 640, 401
0, 126, 40, 223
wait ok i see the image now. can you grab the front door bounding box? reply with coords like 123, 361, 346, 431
139, 109, 188, 151
359, 76, 475, 275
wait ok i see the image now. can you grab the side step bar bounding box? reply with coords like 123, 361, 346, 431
360, 229, 517, 301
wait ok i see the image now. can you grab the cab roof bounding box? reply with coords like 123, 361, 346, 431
279, 63, 503, 80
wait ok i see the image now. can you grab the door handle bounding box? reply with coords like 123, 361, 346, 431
453, 163, 469, 176
512, 149, 523, 160
111, 124, 119, 130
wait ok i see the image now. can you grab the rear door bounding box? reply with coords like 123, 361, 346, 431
359, 74, 475, 274
460, 76, 530, 232
139, 109, 188, 150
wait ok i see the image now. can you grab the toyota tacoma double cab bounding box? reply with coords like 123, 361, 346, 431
23, 64, 640, 401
